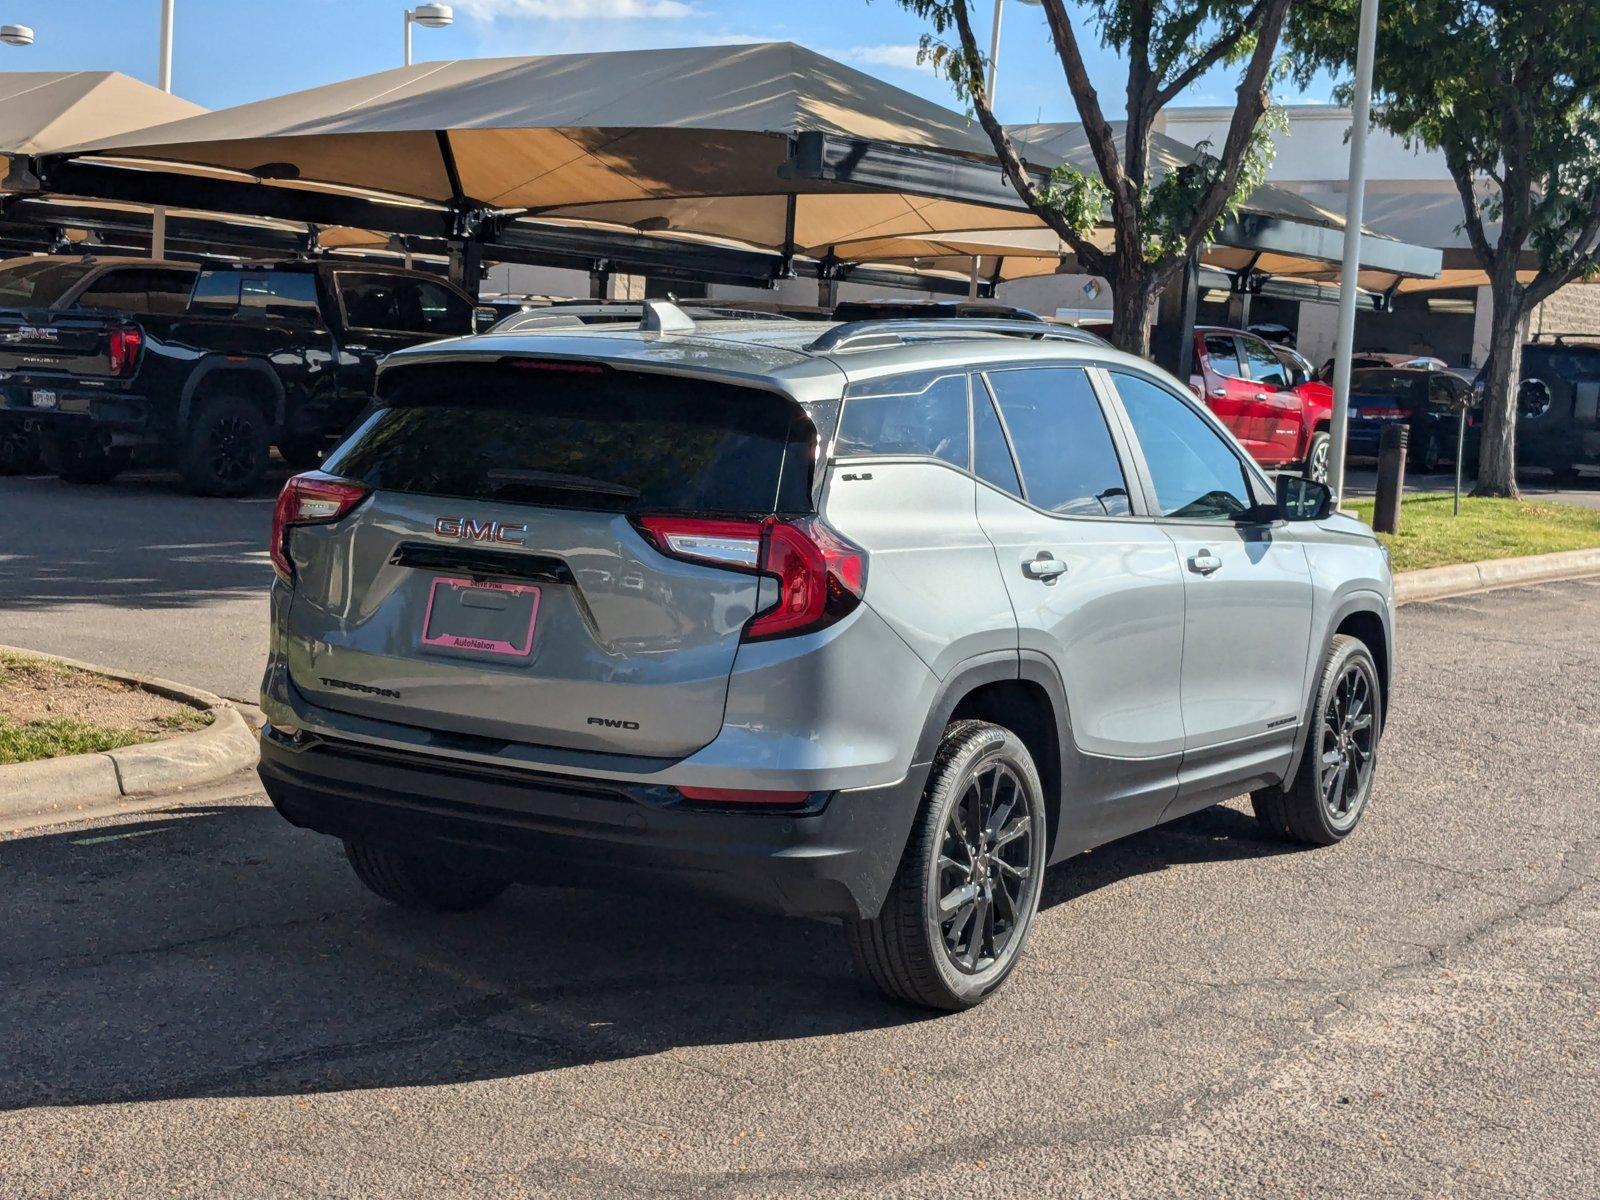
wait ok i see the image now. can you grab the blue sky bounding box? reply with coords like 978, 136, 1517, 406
0, 1, 1333, 118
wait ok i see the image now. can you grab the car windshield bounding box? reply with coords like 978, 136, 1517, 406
0, 259, 95, 309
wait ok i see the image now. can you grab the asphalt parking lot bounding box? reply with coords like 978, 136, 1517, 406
2, 578, 1596, 1198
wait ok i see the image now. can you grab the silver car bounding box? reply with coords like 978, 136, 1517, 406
258, 308, 1394, 1010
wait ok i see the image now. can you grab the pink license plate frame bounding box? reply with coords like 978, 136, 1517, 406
419, 576, 541, 658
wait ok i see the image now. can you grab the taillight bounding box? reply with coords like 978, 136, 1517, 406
634, 514, 867, 641
271, 472, 369, 580
107, 326, 142, 377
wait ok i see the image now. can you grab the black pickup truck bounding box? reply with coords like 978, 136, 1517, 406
0, 256, 480, 494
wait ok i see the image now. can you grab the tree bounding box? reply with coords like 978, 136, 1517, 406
898, 0, 1293, 356
1296, 0, 1600, 496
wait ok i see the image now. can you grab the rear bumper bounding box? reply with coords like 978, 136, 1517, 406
0, 385, 152, 439
257, 726, 928, 921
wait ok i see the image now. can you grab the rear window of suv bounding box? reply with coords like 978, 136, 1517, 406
323, 361, 815, 515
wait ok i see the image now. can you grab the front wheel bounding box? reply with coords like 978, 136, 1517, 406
1253, 634, 1383, 845
343, 840, 510, 912
846, 720, 1048, 1010
1303, 431, 1331, 484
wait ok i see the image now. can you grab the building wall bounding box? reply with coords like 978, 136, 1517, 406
1531, 282, 1600, 339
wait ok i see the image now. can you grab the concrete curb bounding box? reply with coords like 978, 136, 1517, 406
0, 647, 258, 828
1394, 546, 1600, 606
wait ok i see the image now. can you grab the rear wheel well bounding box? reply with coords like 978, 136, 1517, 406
191, 369, 278, 431
948, 680, 1061, 856
1334, 610, 1389, 700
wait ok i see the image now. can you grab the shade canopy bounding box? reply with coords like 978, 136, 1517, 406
48, 42, 1048, 256
0, 71, 203, 157
815, 122, 1441, 296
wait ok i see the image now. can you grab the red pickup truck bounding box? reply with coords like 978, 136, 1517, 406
1189, 326, 1333, 482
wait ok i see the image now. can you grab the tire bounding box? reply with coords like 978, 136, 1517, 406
1253, 634, 1383, 846
1303, 431, 1331, 484
53, 435, 131, 485
846, 720, 1048, 1010
276, 433, 325, 471
0, 424, 41, 475
343, 840, 510, 913
180, 394, 269, 496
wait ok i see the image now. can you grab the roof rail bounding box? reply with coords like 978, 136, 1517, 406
807, 318, 1110, 354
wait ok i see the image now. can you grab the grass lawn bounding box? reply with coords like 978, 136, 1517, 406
0, 650, 212, 766
1348, 493, 1600, 572
0, 717, 147, 766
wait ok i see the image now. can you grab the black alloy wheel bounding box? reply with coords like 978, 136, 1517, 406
1317, 660, 1377, 832
847, 720, 1048, 1010
937, 759, 1035, 974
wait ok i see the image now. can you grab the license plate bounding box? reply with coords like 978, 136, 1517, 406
30, 389, 57, 410
420, 577, 540, 658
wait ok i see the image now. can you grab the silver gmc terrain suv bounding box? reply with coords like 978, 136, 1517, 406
258, 306, 1394, 1010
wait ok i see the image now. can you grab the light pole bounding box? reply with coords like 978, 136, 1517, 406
0, 23, 33, 47
1327, 0, 1381, 506
404, 4, 452, 66
967, 0, 1041, 298
159, 0, 174, 92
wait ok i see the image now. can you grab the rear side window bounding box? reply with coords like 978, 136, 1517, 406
336, 273, 471, 335
75, 268, 195, 315
324, 362, 814, 515
1111, 372, 1253, 521
189, 269, 242, 313
835, 372, 969, 469
239, 272, 321, 322
984, 367, 1131, 517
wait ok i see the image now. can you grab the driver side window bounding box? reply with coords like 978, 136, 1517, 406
1110, 372, 1255, 521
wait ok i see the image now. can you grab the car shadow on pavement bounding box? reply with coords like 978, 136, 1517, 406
0, 798, 1297, 1112
0, 473, 281, 613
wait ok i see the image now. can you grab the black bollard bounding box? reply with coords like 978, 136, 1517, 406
1373, 423, 1408, 534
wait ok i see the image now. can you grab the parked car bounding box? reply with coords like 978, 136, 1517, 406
1513, 338, 1600, 481
1316, 351, 1448, 382
1346, 366, 1479, 472
0, 255, 197, 476
1190, 325, 1334, 481
0, 256, 481, 494
257, 306, 1394, 1011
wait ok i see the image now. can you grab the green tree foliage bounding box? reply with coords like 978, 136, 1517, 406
899, 0, 1293, 355
1295, 0, 1600, 495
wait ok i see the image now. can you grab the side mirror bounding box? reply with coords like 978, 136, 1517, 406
472, 306, 499, 334
1275, 473, 1333, 522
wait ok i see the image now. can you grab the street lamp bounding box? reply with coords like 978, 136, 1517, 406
404, 4, 452, 66
0, 24, 34, 46
985, 0, 1042, 105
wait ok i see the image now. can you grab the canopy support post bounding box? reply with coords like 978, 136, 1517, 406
1151, 253, 1200, 380
590, 263, 612, 300
448, 237, 483, 300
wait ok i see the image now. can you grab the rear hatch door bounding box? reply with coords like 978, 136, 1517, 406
282, 357, 817, 757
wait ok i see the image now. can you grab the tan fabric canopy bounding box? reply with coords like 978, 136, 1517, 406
56, 43, 1047, 254
0, 71, 203, 156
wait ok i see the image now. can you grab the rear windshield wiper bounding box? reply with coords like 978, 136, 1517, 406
485, 468, 642, 501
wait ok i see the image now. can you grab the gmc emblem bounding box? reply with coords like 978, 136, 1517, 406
434, 516, 528, 545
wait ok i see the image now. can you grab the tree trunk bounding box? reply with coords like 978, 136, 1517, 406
1108, 267, 1155, 359
1474, 275, 1526, 498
